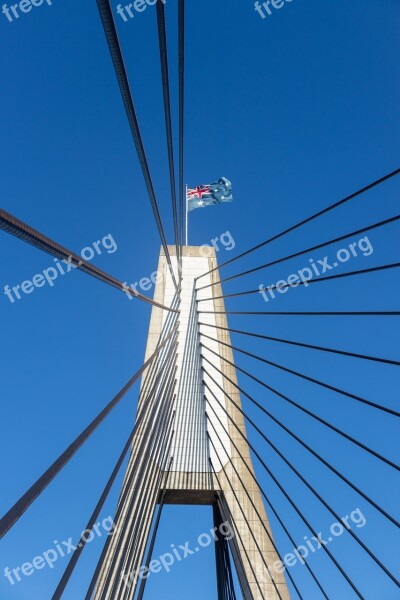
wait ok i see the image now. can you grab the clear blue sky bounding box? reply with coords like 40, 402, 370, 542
0, 0, 399, 598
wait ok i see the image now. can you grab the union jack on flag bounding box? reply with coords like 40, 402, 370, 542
187, 185, 212, 200
187, 177, 233, 212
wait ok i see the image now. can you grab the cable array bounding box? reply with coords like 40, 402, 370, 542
1, 0, 398, 596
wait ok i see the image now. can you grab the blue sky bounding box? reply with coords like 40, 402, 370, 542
0, 0, 399, 598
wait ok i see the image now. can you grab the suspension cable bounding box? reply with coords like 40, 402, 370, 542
156, 0, 179, 265
202, 354, 399, 471
84, 358, 177, 599
96, 0, 179, 292
113, 407, 176, 597
178, 0, 185, 259
213, 502, 238, 600
51, 425, 139, 599
204, 393, 365, 599
136, 457, 173, 600
207, 431, 302, 599
200, 334, 400, 417
98, 362, 178, 597
196, 214, 400, 290
196, 167, 400, 280
215, 494, 255, 600
0, 326, 178, 539
197, 263, 400, 302
198, 310, 400, 316
203, 374, 400, 586
199, 322, 400, 366
203, 368, 400, 540
0, 208, 177, 312
210, 463, 268, 600
205, 407, 329, 599
202, 367, 399, 529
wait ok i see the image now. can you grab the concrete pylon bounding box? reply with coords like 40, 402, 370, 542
94, 246, 290, 600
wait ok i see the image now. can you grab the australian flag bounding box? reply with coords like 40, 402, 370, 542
187, 177, 233, 212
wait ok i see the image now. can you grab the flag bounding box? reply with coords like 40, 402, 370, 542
187, 177, 233, 212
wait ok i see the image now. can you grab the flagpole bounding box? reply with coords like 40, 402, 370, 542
185, 184, 188, 246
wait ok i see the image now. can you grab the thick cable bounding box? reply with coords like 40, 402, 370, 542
102, 368, 177, 598
118, 396, 176, 599
0, 208, 177, 312
0, 326, 177, 540
135, 457, 173, 600
84, 352, 177, 599
156, 0, 179, 264
178, 0, 185, 258
96, 0, 178, 292
51, 426, 138, 599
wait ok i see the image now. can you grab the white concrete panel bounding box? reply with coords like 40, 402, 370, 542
161, 254, 231, 472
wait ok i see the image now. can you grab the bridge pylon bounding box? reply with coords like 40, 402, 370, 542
94, 246, 290, 600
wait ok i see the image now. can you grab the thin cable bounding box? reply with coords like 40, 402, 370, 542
120, 399, 176, 596
121, 416, 176, 600
200, 334, 400, 417
196, 167, 400, 280
96, 0, 178, 292
136, 457, 173, 600
156, 0, 179, 265
178, 0, 185, 259
202, 364, 399, 528
118, 411, 176, 600
204, 378, 400, 588
215, 495, 254, 600
207, 432, 301, 600
210, 469, 267, 600
84, 358, 177, 599
0, 208, 177, 312
103, 370, 177, 598
0, 325, 178, 540
51, 427, 138, 599
205, 406, 329, 599
197, 263, 400, 302
196, 214, 400, 290
96, 390, 176, 599
204, 393, 365, 599
203, 376, 400, 588
199, 322, 400, 366
198, 310, 400, 316
213, 503, 237, 600
202, 354, 399, 471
